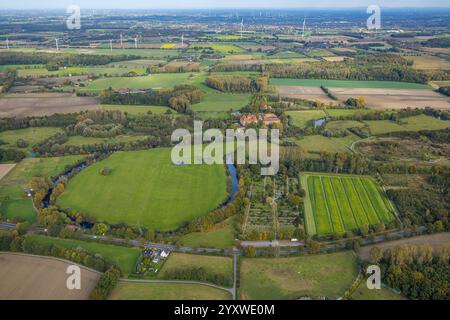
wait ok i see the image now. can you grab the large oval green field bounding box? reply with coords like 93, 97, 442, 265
58, 149, 228, 231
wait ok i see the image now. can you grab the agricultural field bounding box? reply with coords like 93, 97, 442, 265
239, 251, 358, 300
195, 111, 230, 120
0, 127, 61, 151
79, 73, 193, 92
0, 155, 84, 223
286, 109, 327, 128
364, 115, 450, 135
326, 109, 377, 118
0, 253, 100, 300
301, 173, 396, 236
0, 93, 100, 117
110, 282, 232, 300
179, 219, 234, 249
61, 135, 149, 147
58, 149, 228, 231
17, 66, 146, 78
190, 43, 246, 54
330, 88, 449, 110
293, 133, 361, 155
158, 253, 233, 286
26, 234, 141, 275
276, 86, 335, 104
325, 120, 366, 130
64, 48, 180, 59
192, 92, 251, 112
102, 104, 173, 115
407, 54, 450, 70
270, 79, 431, 89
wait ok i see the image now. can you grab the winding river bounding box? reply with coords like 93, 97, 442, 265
42, 153, 239, 228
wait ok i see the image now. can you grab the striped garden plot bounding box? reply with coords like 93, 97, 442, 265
301, 173, 396, 237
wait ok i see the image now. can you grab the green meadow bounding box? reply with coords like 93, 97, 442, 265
58, 149, 228, 231
0, 156, 84, 223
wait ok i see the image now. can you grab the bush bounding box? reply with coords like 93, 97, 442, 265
89, 267, 121, 300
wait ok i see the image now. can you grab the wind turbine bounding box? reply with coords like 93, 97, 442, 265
110, 39, 113, 52
134, 36, 138, 49
302, 17, 307, 38
181, 34, 184, 48
5, 38, 9, 50
240, 18, 244, 39
55, 38, 59, 51
120, 33, 123, 49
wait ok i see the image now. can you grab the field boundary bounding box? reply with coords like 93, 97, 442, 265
301, 173, 396, 237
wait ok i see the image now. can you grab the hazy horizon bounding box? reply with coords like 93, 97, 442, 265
1, 0, 450, 10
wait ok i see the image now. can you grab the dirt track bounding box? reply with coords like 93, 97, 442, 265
0, 253, 100, 300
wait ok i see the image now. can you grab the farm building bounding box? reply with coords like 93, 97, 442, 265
240, 113, 280, 126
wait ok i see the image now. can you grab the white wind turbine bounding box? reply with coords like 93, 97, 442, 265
240, 18, 244, 39
120, 33, 123, 49
55, 38, 59, 51
302, 17, 307, 38
110, 39, 113, 52
5, 38, 9, 50
134, 36, 138, 49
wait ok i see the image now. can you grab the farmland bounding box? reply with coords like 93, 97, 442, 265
0, 93, 100, 117
102, 104, 173, 115
192, 92, 251, 112
270, 79, 432, 89
58, 149, 228, 231
364, 115, 450, 135
110, 282, 232, 300
240, 252, 358, 300
61, 134, 148, 147
0, 156, 84, 223
79, 73, 193, 92
293, 133, 360, 155
286, 109, 326, 128
158, 253, 233, 287
0, 253, 100, 300
0, 127, 61, 150
25, 234, 141, 275
301, 173, 395, 236
179, 219, 234, 248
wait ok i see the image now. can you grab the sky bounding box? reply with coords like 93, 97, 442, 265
1, 0, 450, 9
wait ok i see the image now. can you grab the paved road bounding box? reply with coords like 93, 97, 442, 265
0, 222, 430, 257
0, 223, 16, 230
240, 240, 304, 248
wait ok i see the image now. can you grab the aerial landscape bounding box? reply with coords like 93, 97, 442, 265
0, 0, 449, 306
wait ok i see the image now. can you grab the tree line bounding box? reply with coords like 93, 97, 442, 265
0, 230, 116, 273
265, 54, 448, 83
368, 245, 449, 300
100, 85, 202, 113
0, 51, 141, 69
205, 75, 268, 93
